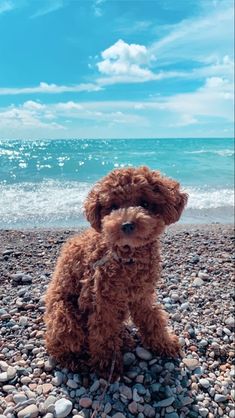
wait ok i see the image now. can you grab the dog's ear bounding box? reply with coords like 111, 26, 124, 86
162, 183, 188, 225
150, 172, 188, 225
84, 187, 102, 232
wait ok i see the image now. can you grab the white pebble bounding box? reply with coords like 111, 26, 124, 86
199, 378, 210, 389
54, 399, 73, 418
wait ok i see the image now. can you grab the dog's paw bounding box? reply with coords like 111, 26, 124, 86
56, 352, 90, 373
121, 327, 137, 351
162, 334, 182, 358
153, 334, 182, 358
92, 354, 123, 381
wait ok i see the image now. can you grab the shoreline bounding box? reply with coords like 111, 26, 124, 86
0, 224, 234, 417
0, 222, 233, 234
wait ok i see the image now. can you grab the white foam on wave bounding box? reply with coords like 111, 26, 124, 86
186, 187, 234, 209
0, 180, 91, 227
184, 149, 234, 157
0, 181, 234, 227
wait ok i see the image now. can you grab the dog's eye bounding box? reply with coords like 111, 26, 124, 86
140, 200, 149, 209
109, 204, 119, 211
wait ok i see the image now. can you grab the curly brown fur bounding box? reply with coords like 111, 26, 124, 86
44, 166, 188, 378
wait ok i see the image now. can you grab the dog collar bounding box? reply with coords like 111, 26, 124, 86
92, 251, 135, 270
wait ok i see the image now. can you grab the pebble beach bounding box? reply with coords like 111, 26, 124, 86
0, 224, 234, 418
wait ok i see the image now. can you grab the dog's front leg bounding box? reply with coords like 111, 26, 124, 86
129, 294, 181, 358
87, 284, 127, 379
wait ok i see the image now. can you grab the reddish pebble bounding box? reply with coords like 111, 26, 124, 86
79, 397, 92, 408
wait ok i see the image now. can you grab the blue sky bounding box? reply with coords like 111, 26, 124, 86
0, 0, 234, 139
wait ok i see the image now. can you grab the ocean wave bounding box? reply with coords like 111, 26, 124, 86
0, 180, 91, 227
0, 180, 234, 228
186, 187, 234, 209
184, 149, 234, 157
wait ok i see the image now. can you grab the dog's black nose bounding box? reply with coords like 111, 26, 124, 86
121, 222, 135, 234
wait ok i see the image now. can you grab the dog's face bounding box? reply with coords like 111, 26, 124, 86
84, 166, 188, 248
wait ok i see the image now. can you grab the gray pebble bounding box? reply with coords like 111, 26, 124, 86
123, 352, 136, 367
155, 397, 175, 407
223, 327, 232, 336
198, 408, 209, 417
19, 316, 28, 326
170, 292, 180, 301
199, 378, 210, 389
214, 394, 227, 403
0, 361, 9, 371
2, 385, 16, 393
90, 380, 100, 393
20, 376, 31, 384
54, 399, 73, 418
193, 277, 204, 287
133, 388, 142, 402
22, 274, 33, 283
180, 396, 193, 405
44, 358, 56, 372
119, 385, 132, 400
225, 317, 234, 328
164, 362, 175, 372
193, 367, 203, 375
133, 384, 146, 396
128, 401, 138, 414
66, 379, 78, 389
13, 393, 27, 404
104, 403, 112, 414
17, 405, 39, 418
0, 366, 16, 382
52, 371, 64, 386
44, 396, 57, 412
143, 404, 155, 417
136, 347, 152, 361
198, 339, 208, 347
180, 302, 190, 310
76, 387, 87, 397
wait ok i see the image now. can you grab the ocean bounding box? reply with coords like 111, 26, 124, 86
0, 138, 234, 228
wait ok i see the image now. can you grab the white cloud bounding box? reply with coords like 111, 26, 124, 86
30, 0, 64, 18
150, 1, 234, 66
190, 55, 234, 81
0, 91, 233, 139
97, 39, 156, 82
160, 76, 234, 125
53, 101, 146, 125
22, 100, 46, 110
95, 1, 234, 86
174, 114, 198, 127
56, 101, 83, 111
0, 105, 64, 130
0, 81, 102, 95
93, 0, 106, 17
0, 100, 147, 137
97, 70, 189, 86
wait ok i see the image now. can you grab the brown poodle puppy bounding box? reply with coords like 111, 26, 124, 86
44, 166, 188, 378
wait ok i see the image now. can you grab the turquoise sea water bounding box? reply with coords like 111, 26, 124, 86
0, 138, 234, 228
